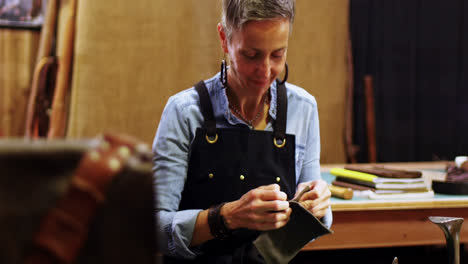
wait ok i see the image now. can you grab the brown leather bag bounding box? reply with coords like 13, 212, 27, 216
0, 134, 157, 264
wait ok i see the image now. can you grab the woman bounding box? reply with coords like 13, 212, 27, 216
152, 0, 332, 262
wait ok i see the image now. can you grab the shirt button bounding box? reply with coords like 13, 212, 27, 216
209, 173, 214, 179
240, 175, 245, 180
276, 177, 281, 182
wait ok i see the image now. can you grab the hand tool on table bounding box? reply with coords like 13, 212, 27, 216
429, 216, 464, 264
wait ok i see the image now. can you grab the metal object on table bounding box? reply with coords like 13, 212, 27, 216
428, 216, 464, 264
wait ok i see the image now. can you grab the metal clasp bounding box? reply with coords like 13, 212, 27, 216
273, 137, 286, 148
205, 133, 218, 144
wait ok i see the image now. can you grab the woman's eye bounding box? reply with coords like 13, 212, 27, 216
272, 52, 284, 58
244, 53, 257, 59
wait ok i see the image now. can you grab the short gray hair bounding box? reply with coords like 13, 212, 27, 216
221, 0, 296, 40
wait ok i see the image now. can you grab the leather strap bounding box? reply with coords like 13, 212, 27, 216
274, 79, 287, 140
195, 81, 217, 138
24, 133, 150, 264
195, 79, 288, 140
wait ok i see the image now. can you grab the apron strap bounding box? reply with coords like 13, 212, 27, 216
273, 80, 287, 141
195, 79, 288, 141
194, 81, 217, 138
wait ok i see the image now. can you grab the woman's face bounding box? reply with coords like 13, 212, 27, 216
220, 18, 290, 97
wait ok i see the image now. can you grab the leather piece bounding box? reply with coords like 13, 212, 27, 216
28, 134, 142, 263
253, 202, 332, 264
0, 138, 156, 264
344, 165, 422, 178
432, 181, 468, 195
432, 165, 468, 195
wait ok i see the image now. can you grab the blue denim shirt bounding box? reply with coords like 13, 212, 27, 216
152, 72, 332, 259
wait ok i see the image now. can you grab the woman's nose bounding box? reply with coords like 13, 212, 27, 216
257, 58, 271, 78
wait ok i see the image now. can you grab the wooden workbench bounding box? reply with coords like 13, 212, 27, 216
304, 161, 468, 250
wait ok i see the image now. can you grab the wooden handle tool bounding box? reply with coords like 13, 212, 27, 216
329, 184, 353, 200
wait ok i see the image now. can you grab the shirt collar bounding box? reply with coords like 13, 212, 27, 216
209, 72, 279, 127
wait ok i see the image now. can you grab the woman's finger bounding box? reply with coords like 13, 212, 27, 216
259, 189, 288, 201
260, 200, 290, 212
258, 183, 281, 191
252, 208, 292, 230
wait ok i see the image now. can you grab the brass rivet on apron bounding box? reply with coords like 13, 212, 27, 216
89, 151, 100, 161
118, 146, 131, 158
240, 175, 245, 180
109, 158, 121, 171
276, 177, 281, 182
209, 173, 214, 179
273, 137, 286, 148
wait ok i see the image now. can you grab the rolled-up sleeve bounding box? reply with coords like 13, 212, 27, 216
152, 93, 203, 258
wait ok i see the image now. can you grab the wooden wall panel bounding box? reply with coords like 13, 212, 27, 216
66, 0, 348, 162
289, 0, 349, 162
0, 29, 39, 137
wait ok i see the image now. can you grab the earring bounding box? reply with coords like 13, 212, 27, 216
278, 63, 289, 85
220, 59, 228, 87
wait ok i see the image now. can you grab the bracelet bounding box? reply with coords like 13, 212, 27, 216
207, 202, 231, 240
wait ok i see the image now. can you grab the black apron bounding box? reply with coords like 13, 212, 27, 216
164, 80, 296, 264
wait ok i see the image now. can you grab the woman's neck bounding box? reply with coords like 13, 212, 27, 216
226, 79, 270, 129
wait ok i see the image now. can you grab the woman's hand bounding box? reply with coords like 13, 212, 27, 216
221, 184, 291, 231
294, 180, 331, 219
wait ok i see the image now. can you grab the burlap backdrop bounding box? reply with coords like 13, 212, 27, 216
65, 1, 348, 163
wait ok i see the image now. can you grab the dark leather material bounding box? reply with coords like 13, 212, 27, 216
344, 165, 422, 178
273, 79, 287, 141
0, 138, 156, 264
433, 165, 468, 195
432, 181, 468, 195
253, 202, 332, 264
194, 81, 217, 138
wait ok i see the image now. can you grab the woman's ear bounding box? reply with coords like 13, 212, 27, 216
217, 23, 228, 53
